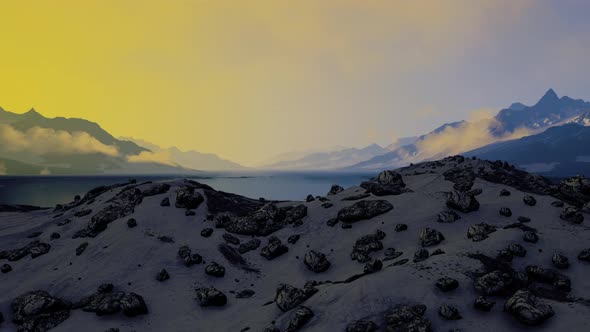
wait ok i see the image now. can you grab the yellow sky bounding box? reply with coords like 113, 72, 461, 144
0, 1, 534, 165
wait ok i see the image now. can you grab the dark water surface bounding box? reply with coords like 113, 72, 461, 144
0, 172, 374, 207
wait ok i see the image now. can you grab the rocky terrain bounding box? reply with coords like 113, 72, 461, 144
1, 156, 590, 331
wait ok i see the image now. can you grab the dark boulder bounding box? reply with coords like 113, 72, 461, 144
517, 216, 531, 223
523, 231, 539, 243
438, 304, 462, 320
500, 188, 511, 196
560, 207, 584, 224
552, 253, 569, 269
175, 187, 204, 209
499, 207, 512, 217
73, 285, 148, 317
345, 320, 378, 332
238, 239, 262, 254
160, 197, 170, 207
444, 167, 475, 191
12, 290, 72, 332
351, 230, 386, 263
436, 277, 459, 292
437, 210, 461, 223
223, 233, 240, 245
304, 250, 331, 273
205, 262, 226, 278
327, 184, 344, 196
225, 204, 307, 236
363, 259, 383, 274
274, 284, 316, 312
236, 289, 255, 299
287, 234, 301, 244
260, 236, 288, 260
1, 241, 51, 261
474, 296, 495, 312
286, 306, 314, 332
305, 195, 315, 202
127, 218, 137, 228
413, 249, 429, 263
75, 242, 89, 256
446, 190, 479, 213
394, 223, 407, 232
383, 248, 403, 261
506, 243, 527, 257
1, 263, 12, 273
385, 304, 431, 332
523, 195, 537, 206
467, 223, 496, 242
195, 287, 227, 307
201, 228, 213, 237
74, 209, 93, 217
419, 228, 445, 247
360, 170, 409, 196
504, 289, 554, 326
474, 270, 513, 295
156, 269, 170, 281
178, 246, 202, 267
337, 200, 393, 224
321, 202, 334, 209
578, 249, 590, 262
551, 200, 564, 208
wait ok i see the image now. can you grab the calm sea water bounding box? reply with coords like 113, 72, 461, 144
0, 172, 374, 207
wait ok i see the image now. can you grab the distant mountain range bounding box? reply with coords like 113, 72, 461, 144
0, 108, 243, 175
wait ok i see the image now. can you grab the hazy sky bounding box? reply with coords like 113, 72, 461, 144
1, 0, 589, 166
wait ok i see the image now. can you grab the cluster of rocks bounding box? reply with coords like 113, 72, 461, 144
337, 200, 393, 224
0, 241, 51, 261
360, 170, 410, 196
350, 230, 386, 263
223, 203, 307, 236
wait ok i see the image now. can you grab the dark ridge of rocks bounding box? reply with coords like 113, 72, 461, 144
504, 289, 554, 326
444, 167, 475, 191
436, 277, 459, 292
73, 187, 143, 238
236, 289, 255, 299
175, 187, 204, 210
363, 259, 383, 274
12, 290, 72, 332
560, 207, 584, 224
384, 304, 431, 332
201, 228, 213, 238
285, 306, 314, 332
160, 197, 170, 207
438, 304, 462, 320
223, 233, 240, 245
413, 249, 429, 263
0, 241, 51, 261
203, 187, 264, 217
74, 209, 92, 217
394, 223, 407, 232
0, 204, 48, 213
345, 320, 378, 332
419, 228, 445, 247
327, 184, 344, 196
274, 283, 317, 312
474, 296, 495, 311
54, 181, 132, 213
178, 246, 203, 267
76, 242, 89, 256
350, 230, 386, 263
437, 210, 461, 223
142, 183, 170, 197
360, 170, 409, 196
156, 269, 170, 281
342, 193, 371, 201
304, 250, 331, 273
195, 287, 227, 307
499, 207, 512, 217
127, 218, 137, 228
1, 263, 12, 273
500, 188, 511, 196
74, 285, 148, 317
467, 223, 496, 242
287, 234, 301, 244
321, 202, 333, 209
238, 239, 262, 254
224, 204, 307, 236
446, 190, 480, 213
337, 200, 393, 224
260, 236, 289, 260
205, 262, 226, 278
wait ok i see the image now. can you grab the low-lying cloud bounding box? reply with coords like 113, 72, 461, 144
126, 150, 176, 166
0, 162, 6, 175
0, 124, 120, 157
415, 114, 532, 160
